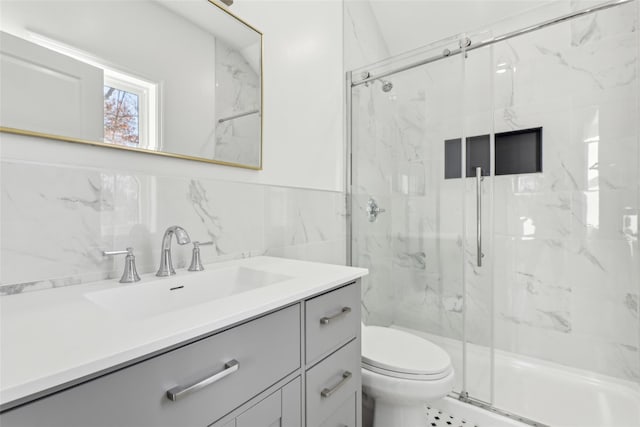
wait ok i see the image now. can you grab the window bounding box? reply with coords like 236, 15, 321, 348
103, 70, 158, 150
104, 86, 139, 146
26, 32, 159, 150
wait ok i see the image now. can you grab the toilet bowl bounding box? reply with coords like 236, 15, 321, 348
361, 325, 455, 427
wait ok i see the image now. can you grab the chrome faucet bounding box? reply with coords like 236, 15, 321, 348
156, 226, 191, 276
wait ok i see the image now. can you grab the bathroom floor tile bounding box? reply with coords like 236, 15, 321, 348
426, 406, 479, 427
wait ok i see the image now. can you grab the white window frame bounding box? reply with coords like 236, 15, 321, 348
27, 31, 159, 150
104, 70, 158, 150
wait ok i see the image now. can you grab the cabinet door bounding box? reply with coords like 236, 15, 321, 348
281, 377, 301, 427
211, 377, 301, 427
319, 393, 356, 427
236, 390, 281, 427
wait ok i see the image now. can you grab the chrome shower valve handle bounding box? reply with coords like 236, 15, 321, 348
366, 198, 386, 222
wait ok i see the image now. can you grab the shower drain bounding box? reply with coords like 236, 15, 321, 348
426, 406, 479, 427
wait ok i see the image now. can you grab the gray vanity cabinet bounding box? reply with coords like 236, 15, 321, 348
235, 387, 281, 427
319, 394, 357, 427
215, 377, 301, 427
1, 304, 301, 427
304, 282, 361, 427
1, 281, 362, 427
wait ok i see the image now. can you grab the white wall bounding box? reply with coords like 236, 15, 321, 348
233, 0, 345, 191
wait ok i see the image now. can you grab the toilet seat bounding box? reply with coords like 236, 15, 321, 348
362, 326, 452, 381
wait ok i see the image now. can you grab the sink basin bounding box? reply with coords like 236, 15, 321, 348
85, 266, 293, 319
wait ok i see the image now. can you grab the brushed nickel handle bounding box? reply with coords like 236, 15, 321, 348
321, 371, 352, 398
476, 166, 484, 267
166, 359, 239, 402
188, 241, 214, 272
102, 249, 129, 256
102, 247, 140, 283
320, 307, 351, 325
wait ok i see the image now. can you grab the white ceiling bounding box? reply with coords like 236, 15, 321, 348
368, 0, 570, 56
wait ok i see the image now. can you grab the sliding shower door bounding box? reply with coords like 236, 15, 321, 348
351, 1, 639, 425
350, 35, 491, 399
459, 30, 496, 405
481, 2, 640, 424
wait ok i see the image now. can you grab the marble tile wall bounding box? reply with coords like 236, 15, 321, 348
0, 159, 346, 295
487, 3, 639, 381
349, 0, 639, 382
214, 39, 261, 166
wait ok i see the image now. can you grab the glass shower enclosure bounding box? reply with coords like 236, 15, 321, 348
347, 1, 640, 425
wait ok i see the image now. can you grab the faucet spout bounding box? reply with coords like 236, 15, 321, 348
157, 225, 191, 276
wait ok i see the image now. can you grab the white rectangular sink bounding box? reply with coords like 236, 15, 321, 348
85, 266, 293, 320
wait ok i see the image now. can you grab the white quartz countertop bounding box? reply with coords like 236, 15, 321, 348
0, 256, 368, 409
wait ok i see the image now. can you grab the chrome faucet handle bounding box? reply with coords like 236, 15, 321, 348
103, 247, 141, 283
188, 241, 213, 272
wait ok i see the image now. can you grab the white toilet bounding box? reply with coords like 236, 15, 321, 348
361, 324, 455, 427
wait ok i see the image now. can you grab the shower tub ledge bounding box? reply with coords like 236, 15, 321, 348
394, 326, 640, 427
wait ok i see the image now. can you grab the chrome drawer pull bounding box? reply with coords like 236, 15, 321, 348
166, 359, 239, 402
321, 371, 352, 398
320, 307, 351, 325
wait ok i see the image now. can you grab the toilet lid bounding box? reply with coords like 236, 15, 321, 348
362, 326, 451, 376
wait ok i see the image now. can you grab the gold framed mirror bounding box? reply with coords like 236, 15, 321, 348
0, 0, 263, 170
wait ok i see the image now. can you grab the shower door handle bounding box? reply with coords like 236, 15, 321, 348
476, 167, 484, 267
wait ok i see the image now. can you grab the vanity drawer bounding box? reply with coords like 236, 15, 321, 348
305, 282, 360, 365
306, 339, 360, 427
318, 393, 356, 427
2, 304, 300, 427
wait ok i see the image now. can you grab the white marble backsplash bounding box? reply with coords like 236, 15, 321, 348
0, 160, 346, 295
349, 0, 640, 383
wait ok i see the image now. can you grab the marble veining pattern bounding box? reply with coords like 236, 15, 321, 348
349, 0, 640, 382
0, 161, 345, 295
213, 39, 260, 166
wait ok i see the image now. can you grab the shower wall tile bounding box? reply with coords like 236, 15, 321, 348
214, 39, 261, 166
489, 1, 639, 381
353, 191, 394, 326
0, 160, 346, 295
359, 256, 394, 326
494, 313, 639, 382
571, 189, 639, 241
343, 0, 391, 72
350, 0, 639, 383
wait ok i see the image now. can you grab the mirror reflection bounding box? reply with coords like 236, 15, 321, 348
0, 0, 262, 169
